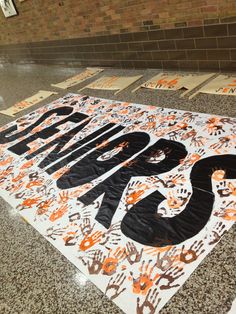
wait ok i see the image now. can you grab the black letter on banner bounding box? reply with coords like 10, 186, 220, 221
9, 112, 88, 155
121, 154, 236, 247
46, 124, 124, 173
56, 131, 149, 189
78, 139, 187, 229
0, 107, 73, 144
29, 122, 117, 169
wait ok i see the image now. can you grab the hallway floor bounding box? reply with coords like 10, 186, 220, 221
0, 64, 235, 314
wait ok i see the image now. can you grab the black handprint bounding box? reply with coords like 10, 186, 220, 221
209, 222, 226, 245
100, 222, 121, 249
156, 247, 177, 271
81, 249, 105, 275
105, 273, 126, 300
180, 240, 205, 264
164, 174, 185, 188
80, 218, 95, 236
156, 266, 184, 290
210, 136, 231, 150
217, 181, 231, 198
191, 135, 206, 147
126, 242, 143, 265
136, 288, 161, 314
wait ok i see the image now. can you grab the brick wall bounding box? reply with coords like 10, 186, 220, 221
1, 0, 236, 44
0, 0, 236, 71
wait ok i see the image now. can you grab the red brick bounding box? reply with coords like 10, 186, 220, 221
0, 0, 236, 44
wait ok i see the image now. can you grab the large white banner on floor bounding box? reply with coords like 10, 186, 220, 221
0, 94, 235, 314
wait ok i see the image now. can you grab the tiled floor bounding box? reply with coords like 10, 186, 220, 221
0, 64, 235, 314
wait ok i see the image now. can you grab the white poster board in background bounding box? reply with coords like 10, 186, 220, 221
190, 75, 236, 99
132, 72, 215, 98
79, 75, 143, 95
132, 73, 188, 93
0, 0, 17, 17
179, 73, 215, 97
51, 68, 104, 89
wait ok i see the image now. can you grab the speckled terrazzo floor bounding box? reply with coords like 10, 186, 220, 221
0, 64, 235, 314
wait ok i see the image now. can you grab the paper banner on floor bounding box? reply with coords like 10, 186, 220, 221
0, 93, 235, 314
190, 75, 236, 99
132, 72, 189, 92
51, 68, 104, 89
79, 75, 143, 94
133, 72, 215, 96
0, 90, 58, 117
179, 73, 215, 97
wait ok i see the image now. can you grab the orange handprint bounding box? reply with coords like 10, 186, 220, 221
20, 160, 34, 169
180, 149, 205, 169
9, 182, 24, 193
21, 197, 42, 208
167, 189, 191, 210
26, 180, 43, 189
212, 169, 225, 181
102, 247, 127, 276
125, 181, 148, 206
188, 153, 202, 164
58, 191, 70, 204
49, 204, 69, 222
126, 190, 145, 205
0, 166, 14, 178
164, 174, 186, 188
70, 183, 93, 198
224, 208, 236, 221
79, 230, 103, 251
12, 172, 26, 183
228, 182, 236, 196
20, 160, 34, 170
206, 117, 224, 136
0, 156, 14, 166
36, 199, 54, 216
130, 260, 159, 295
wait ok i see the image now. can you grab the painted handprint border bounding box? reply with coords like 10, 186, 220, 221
0, 93, 235, 314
